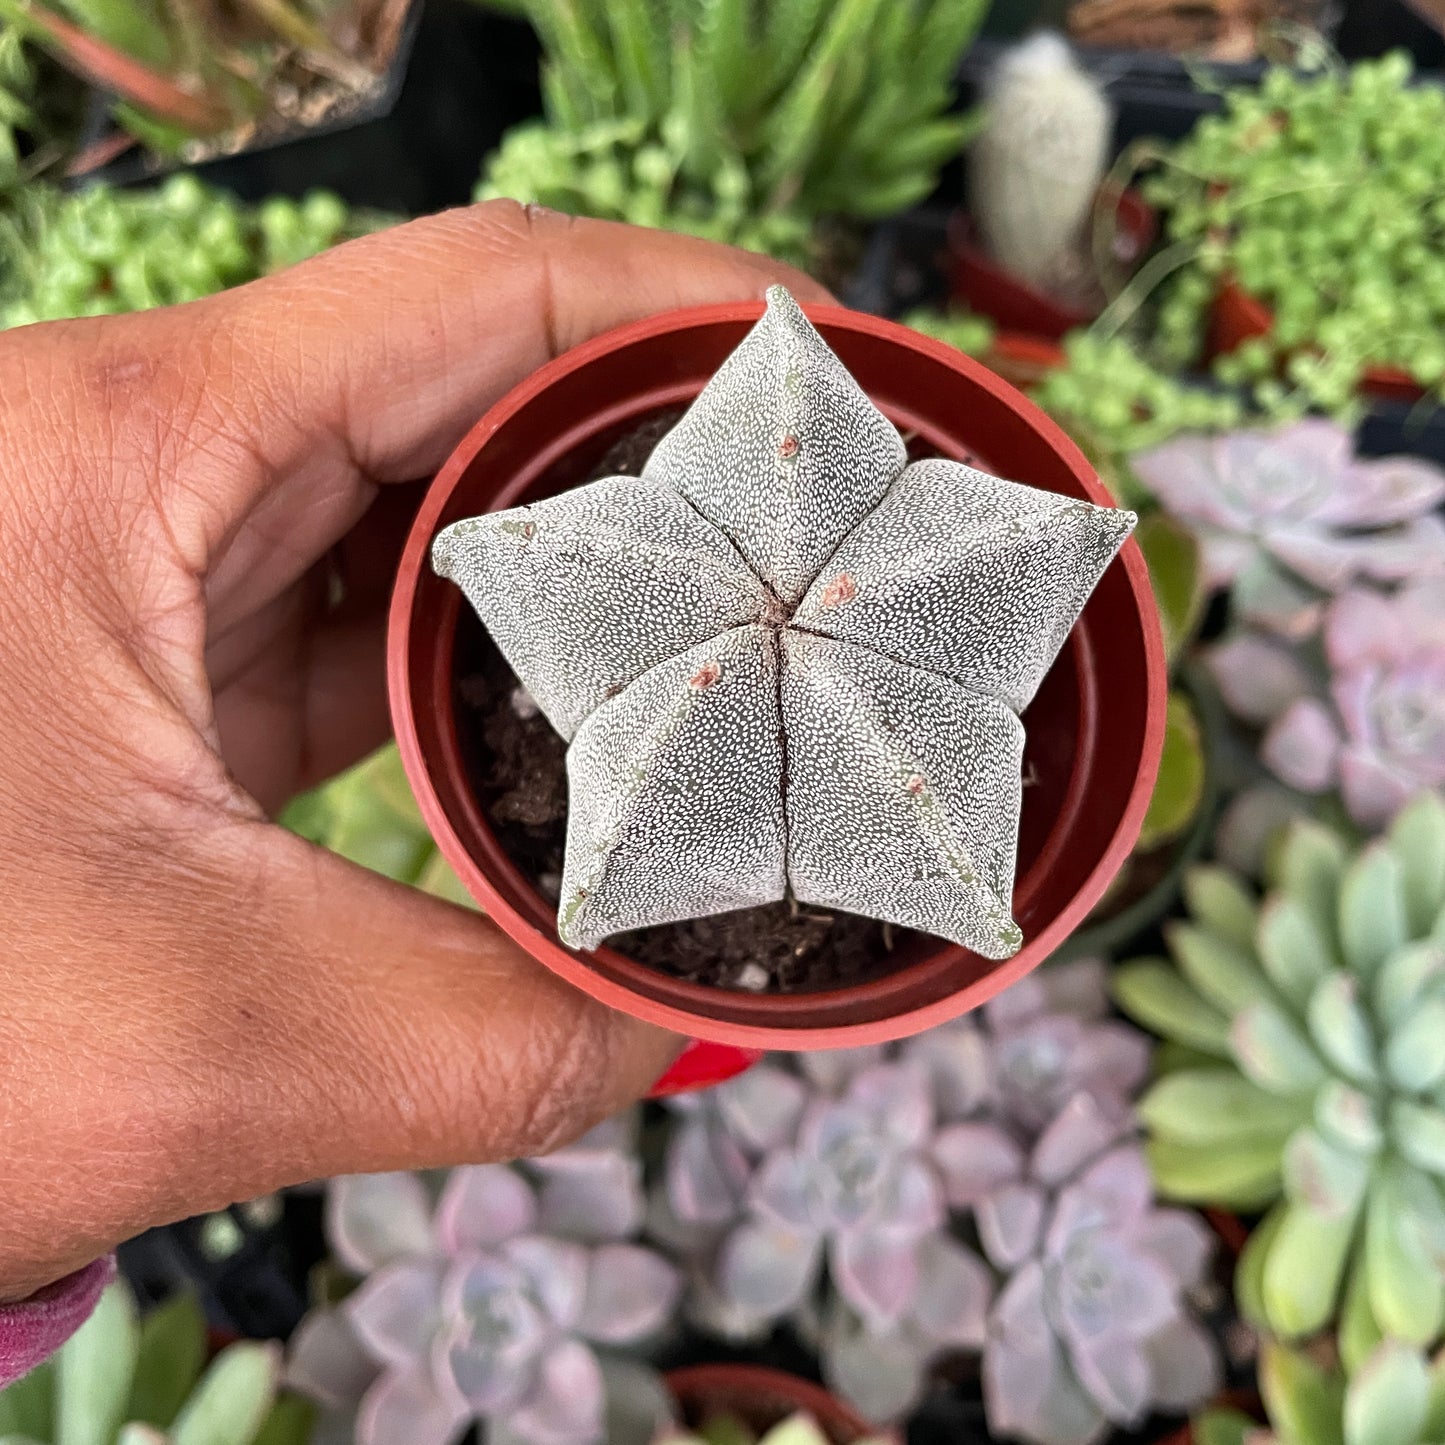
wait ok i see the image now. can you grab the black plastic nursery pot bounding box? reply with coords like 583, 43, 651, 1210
388, 298, 1168, 1058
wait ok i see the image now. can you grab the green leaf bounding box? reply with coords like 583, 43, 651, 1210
1147, 1135, 1285, 1209
128, 1293, 206, 1429
1339, 844, 1407, 979
1343, 1343, 1430, 1445
1139, 694, 1208, 850
701, 1413, 759, 1445
1195, 1410, 1257, 1445
1423, 1353, 1445, 1442
1306, 974, 1378, 1085
1391, 1099, 1445, 1175
1365, 1162, 1445, 1343
115, 1427, 166, 1445
1275, 821, 1348, 952
1237, 1200, 1286, 1328
1314, 1081, 1382, 1155
1373, 942, 1445, 1031
1257, 897, 1334, 1009
1184, 866, 1260, 956
1231, 1002, 1328, 1096
250, 1396, 316, 1445
58, 1283, 139, 1445
0, 1363, 54, 1439
1261, 1196, 1359, 1337
1284, 1127, 1370, 1217
1139, 1069, 1307, 1145
1384, 997, 1445, 1092
758, 1416, 833, 1445
1390, 792, 1445, 937
1259, 1341, 1346, 1445
1338, 1254, 1383, 1375
1168, 920, 1274, 1015
1137, 512, 1206, 660
1113, 958, 1233, 1054
170, 1342, 279, 1445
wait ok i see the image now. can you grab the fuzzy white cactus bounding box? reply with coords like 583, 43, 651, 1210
967, 33, 1113, 298
433, 287, 1134, 963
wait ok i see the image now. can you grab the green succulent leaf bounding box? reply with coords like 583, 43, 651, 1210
1137, 512, 1206, 661
1231, 1001, 1328, 1096
58, 1284, 138, 1445
1275, 822, 1348, 955
1284, 1127, 1371, 1217
1391, 792, 1445, 938
1257, 897, 1335, 1010
1384, 997, 1445, 1092
1262, 1195, 1359, 1337
1168, 920, 1275, 1015
1259, 1341, 1346, 1445
1195, 1409, 1258, 1445
1339, 845, 1408, 980
251, 1398, 316, 1445
1373, 942, 1445, 1032
1314, 1081, 1383, 1155
1184, 866, 1260, 956
127, 1293, 206, 1429
1365, 1161, 1445, 1343
1306, 974, 1379, 1086
1338, 1254, 1384, 1375
1390, 1099, 1445, 1176
1424, 1354, 1445, 1441
1237, 1200, 1286, 1329
1114, 958, 1233, 1054
1139, 1069, 1308, 1145
1343, 1342, 1431, 1445
1148, 1134, 1284, 1209
0, 1363, 53, 1440
1138, 693, 1207, 851
170, 1341, 279, 1445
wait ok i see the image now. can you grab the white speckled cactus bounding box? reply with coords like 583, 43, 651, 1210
968, 34, 1113, 298
433, 287, 1134, 962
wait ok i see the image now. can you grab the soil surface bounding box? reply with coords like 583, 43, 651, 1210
451, 411, 924, 995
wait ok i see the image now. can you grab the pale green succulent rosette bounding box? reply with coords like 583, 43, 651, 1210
1114, 792, 1445, 1361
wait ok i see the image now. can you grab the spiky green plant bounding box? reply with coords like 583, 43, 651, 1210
0, 1282, 312, 1445
1198, 1340, 1445, 1445
479, 0, 987, 264
1114, 792, 1445, 1362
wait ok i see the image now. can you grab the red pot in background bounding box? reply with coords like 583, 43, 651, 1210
666, 1364, 889, 1444
950, 188, 1157, 342
987, 333, 1068, 391
388, 299, 1167, 1051
1209, 279, 1425, 404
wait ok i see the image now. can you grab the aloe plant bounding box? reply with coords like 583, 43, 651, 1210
480, 0, 989, 261
0, 1282, 309, 1445
1115, 791, 1445, 1359
433, 286, 1135, 958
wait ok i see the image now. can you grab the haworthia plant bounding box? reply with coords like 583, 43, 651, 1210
435, 286, 1135, 961
1114, 791, 1445, 1359
0, 1282, 307, 1445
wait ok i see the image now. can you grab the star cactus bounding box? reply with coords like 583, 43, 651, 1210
433, 285, 1135, 960
287, 1143, 679, 1445
1132, 421, 1445, 640
1114, 793, 1445, 1358
934, 1094, 1220, 1445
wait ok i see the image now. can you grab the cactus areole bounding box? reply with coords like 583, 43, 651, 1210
389, 292, 1166, 1048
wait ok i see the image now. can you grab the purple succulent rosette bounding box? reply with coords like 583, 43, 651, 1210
1210, 579, 1445, 829
1133, 420, 1445, 640
935, 1094, 1220, 1445
434, 286, 1135, 960
287, 1134, 678, 1445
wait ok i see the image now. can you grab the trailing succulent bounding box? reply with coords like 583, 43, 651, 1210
0, 1282, 305, 1445
1115, 791, 1445, 1359
287, 1131, 680, 1445
481, 0, 987, 263
434, 286, 1135, 961
1199, 1339, 1445, 1445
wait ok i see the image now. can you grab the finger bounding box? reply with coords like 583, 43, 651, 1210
4, 815, 678, 1295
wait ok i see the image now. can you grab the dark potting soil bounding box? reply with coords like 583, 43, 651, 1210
451, 411, 925, 996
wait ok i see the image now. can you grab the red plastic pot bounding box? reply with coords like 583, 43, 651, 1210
950, 189, 1157, 342
666, 1364, 888, 1445
986, 333, 1068, 391
388, 299, 1167, 1052
1209, 279, 1425, 404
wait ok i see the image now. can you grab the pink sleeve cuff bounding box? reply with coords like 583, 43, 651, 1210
0, 1257, 116, 1388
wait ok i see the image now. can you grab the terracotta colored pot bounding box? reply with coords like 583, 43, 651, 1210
950, 189, 1157, 342
986, 333, 1068, 391
388, 299, 1168, 1051
666, 1364, 888, 1445
1209, 279, 1425, 404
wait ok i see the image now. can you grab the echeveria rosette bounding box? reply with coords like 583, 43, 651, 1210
1198, 1339, 1445, 1445
1133, 421, 1445, 640
433, 285, 1135, 960
1114, 794, 1445, 1361
288, 1148, 678, 1445
1257, 582, 1445, 829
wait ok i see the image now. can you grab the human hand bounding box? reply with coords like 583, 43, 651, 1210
0, 201, 827, 1299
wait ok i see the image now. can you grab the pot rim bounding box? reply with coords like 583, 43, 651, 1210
664, 1362, 886, 1444
388, 298, 1167, 1048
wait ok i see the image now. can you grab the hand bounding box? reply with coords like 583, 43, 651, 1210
0, 201, 827, 1299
